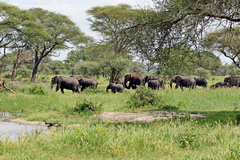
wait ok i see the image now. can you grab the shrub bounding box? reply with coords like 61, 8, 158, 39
17, 65, 31, 78
28, 84, 47, 95
127, 86, 161, 108
194, 67, 210, 79
3, 72, 12, 79
72, 99, 102, 115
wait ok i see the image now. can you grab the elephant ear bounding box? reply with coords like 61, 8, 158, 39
174, 76, 181, 82
51, 76, 58, 84
55, 76, 60, 83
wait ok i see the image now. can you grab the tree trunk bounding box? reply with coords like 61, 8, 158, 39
110, 68, 116, 83
31, 64, 38, 83
72, 69, 75, 75
11, 49, 21, 81
11, 62, 18, 81
31, 54, 41, 83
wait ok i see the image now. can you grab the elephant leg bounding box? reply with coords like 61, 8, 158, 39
61, 88, 64, 94
81, 86, 85, 91
175, 83, 179, 89
93, 85, 97, 93
112, 88, 116, 93
56, 84, 60, 92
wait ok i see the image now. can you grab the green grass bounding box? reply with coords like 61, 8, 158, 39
0, 75, 240, 159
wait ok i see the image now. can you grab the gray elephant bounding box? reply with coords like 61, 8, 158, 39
51, 76, 80, 94
145, 75, 165, 89
106, 83, 125, 93
78, 78, 99, 93
194, 77, 207, 88
170, 75, 196, 91
69, 75, 83, 81
210, 82, 229, 88
148, 80, 160, 90
224, 76, 240, 87
124, 73, 145, 89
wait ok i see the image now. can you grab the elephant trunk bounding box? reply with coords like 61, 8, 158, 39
123, 79, 128, 88
170, 80, 173, 89
51, 82, 54, 90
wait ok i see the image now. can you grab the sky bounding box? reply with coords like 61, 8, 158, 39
2, 0, 153, 61
2, 0, 232, 64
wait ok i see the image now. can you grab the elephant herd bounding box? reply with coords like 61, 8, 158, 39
51, 75, 99, 94
210, 76, 240, 88
51, 74, 240, 94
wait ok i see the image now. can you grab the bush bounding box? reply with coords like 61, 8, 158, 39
3, 72, 12, 79
127, 86, 161, 108
28, 84, 47, 95
17, 65, 31, 78
194, 67, 210, 79
71, 99, 102, 115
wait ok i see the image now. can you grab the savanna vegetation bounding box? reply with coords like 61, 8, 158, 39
0, 76, 240, 159
0, 0, 240, 159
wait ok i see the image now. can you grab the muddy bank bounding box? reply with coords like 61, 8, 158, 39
4, 118, 45, 126
91, 111, 206, 122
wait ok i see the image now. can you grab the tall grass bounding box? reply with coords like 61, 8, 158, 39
1, 121, 239, 159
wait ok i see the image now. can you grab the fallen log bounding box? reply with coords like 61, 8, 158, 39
2, 80, 17, 94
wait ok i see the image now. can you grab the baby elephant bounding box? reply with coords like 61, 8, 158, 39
148, 80, 160, 90
210, 82, 229, 88
106, 83, 125, 93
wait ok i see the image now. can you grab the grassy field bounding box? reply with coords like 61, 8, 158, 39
0, 75, 240, 159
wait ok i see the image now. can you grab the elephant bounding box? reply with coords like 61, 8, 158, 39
145, 75, 165, 89
210, 82, 229, 88
170, 75, 196, 91
194, 77, 207, 88
124, 73, 145, 89
69, 75, 83, 81
78, 78, 98, 93
148, 80, 160, 90
51, 76, 80, 94
224, 76, 240, 87
106, 83, 125, 93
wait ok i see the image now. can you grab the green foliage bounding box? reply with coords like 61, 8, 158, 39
127, 86, 161, 108
64, 49, 89, 69
71, 99, 102, 115
100, 56, 130, 83
3, 72, 12, 79
204, 27, 240, 68
74, 61, 101, 78
176, 130, 196, 149
47, 61, 66, 75
194, 67, 210, 79
16, 65, 31, 78
28, 84, 47, 95
128, 61, 145, 74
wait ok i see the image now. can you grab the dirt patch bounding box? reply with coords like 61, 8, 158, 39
3, 111, 206, 126
91, 111, 206, 122
4, 118, 45, 126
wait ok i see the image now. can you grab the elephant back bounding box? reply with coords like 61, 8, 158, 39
69, 75, 83, 81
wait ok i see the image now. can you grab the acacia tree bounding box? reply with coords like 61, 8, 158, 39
0, 2, 38, 75
24, 8, 89, 83
128, 0, 240, 73
204, 27, 240, 68
86, 4, 142, 83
